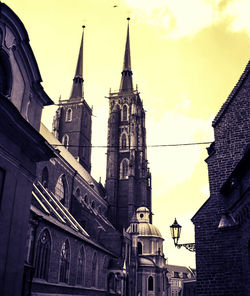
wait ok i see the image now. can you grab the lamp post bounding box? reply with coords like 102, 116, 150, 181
170, 218, 196, 252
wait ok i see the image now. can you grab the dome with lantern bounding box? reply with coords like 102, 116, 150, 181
127, 207, 163, 238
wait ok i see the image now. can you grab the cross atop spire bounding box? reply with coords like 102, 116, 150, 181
70, 26, 85, 99
119, 18, 133, 92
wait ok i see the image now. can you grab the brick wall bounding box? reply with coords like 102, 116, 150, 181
192, 62, 250, 296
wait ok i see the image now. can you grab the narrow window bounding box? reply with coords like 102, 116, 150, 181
62, 134, 69, 148
91, 252, 97, 286
120, 159, 129, 179
123, 105, 128, 121
121, 134, 127, 149
137, 242, 142, 255
76, 246, 85, 285
59, 240, 70, 283
34, 229, 51, 280
66, 108, 72, 122
148, 276, 154, 291
41, 167, 49, 188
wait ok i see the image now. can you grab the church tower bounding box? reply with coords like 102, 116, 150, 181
52, 26, 92, 172
105, 19, 152, 231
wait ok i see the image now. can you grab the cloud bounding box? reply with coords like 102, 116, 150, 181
124, 0, 250, 39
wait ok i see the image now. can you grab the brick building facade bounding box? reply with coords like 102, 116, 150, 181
192, 61, 250, 295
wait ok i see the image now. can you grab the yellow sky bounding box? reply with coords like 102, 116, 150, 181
5, 0, 250, 268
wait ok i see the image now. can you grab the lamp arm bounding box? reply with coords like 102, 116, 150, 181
175, 243, 196, 252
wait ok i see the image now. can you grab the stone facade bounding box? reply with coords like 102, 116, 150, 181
192, 61, 250, 296
0, 3, 54, 296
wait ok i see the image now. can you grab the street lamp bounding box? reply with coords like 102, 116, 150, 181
170, 218, 196, 252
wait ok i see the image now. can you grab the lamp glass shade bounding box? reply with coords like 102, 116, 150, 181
170, 218, 182, 244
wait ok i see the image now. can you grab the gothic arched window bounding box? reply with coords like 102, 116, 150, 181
148, 276, 154, 291
34, 229, 51, 280
41, 167, 49, 188
120, 159, 129, 179
76, 246, 85, 285
91, 252, 97, 287
59, 239, 70, 283
121, 133, 127, 150
123, 105, 128, 121
65, 108, 72, 122
55, 175, 67, 204
62, 134, 69, 148
137, 242, 142, 255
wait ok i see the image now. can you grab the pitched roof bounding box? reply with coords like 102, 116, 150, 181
212, 60, 250, 127
32, 181, 89, 237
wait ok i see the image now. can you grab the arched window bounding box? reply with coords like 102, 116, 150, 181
120, 159, 129, 179
148, 276, 154, 291
62, 134, 69, 148
0, 47, 12, 96
42, 167, 49, 188
137, 242, 142, 255
34, 229, 51, 280
76, 246, 85, 285
59, 239, 70, 283
91, 252, 97, 286
121, 133, 127, 150
55, 175, 67, 204
123, 105, 128, 121
65, 108, 72, 122
108, 272, 115, 292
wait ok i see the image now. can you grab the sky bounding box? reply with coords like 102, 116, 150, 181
4, 0, 250, 268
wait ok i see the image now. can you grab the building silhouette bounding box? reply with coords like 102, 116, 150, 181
192, 62, 250, 295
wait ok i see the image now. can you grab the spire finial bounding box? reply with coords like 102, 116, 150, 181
119, 18, 133, 92
70, 27, 85, 99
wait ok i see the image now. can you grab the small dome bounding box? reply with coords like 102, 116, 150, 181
138, 223, 162, 238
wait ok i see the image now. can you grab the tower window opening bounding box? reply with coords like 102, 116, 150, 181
120, 159, 129, 179
148, 276, 154, 291
122, 105, 128, 121
62, 134, 69, 149
65, 108, 72, 122
121, 133, 127, 150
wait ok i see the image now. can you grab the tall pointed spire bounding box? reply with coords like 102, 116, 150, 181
70, 26, 85, 99
119, 18, 133, 92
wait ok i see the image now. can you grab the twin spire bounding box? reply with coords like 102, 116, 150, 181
119, 17, 133, 92
70, 19, 134, 99
70, 26, 85, 100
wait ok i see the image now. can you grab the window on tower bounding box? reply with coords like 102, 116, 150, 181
122, 105, 128, 121
120, 159, 129, 179
121, 133, 128, 150
62, 134, 69, 149
65, 108, 72, 122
